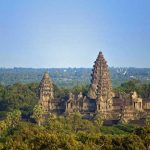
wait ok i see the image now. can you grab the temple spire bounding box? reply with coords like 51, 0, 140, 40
88, 51, 112, 100
39, 71, 54, 113
43, 71, 50, 79
88, 51, 113, 117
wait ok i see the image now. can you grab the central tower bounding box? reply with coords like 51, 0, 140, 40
88, 52, 113, 117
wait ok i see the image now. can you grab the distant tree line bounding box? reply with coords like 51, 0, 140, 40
0, 68, 150, 88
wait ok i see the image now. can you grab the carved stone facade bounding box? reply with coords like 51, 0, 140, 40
39, 52, 150, 124
115, 92, 144, 124
88, 52, 113, 119
39, 71, 65, 115
65, 92, 96, 115
39, 72, 54, 113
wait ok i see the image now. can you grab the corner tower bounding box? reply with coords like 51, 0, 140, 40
39, 71, 54, 113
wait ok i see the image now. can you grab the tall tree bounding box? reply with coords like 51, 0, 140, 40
33, 104, 44, 126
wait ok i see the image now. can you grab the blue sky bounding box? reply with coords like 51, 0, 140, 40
0, 0, 150, 68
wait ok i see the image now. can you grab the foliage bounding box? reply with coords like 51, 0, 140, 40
114, 80, 150, 98
32, 104, 44, 126
0, 68, 150, 88
93, 112, 104, 131
0, 83, 39, 119
0, 76, 150, 149
5, 110, 21, 128
0, 110, 149, 149
0, 110, 21, 136
101, 124, 138, 135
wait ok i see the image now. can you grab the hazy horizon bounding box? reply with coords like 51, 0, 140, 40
1, 66, 150, 69
0, 0, 150, 68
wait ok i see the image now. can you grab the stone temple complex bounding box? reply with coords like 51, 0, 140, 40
39, 52, 150, 124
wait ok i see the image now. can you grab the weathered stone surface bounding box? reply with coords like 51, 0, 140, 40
88, 52, 112, 100
38, 52, 150, 124
87, 52, 113, 119
39, 71, 54, 113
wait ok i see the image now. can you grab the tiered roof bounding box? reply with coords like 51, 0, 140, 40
39, 71, 54, 99
88, 52, 112, 101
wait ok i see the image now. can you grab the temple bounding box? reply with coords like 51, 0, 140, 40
39, 52, 150, 124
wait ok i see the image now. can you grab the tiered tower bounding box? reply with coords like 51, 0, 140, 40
88, 52, 113, 117
39, 71, 54, 113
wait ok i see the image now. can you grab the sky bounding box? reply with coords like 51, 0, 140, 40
0, 0, 150, 68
